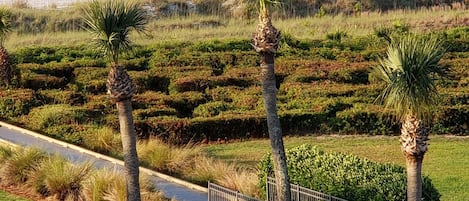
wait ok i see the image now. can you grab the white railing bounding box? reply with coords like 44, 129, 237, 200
208, 181, 261, 201
266, 177, 348, 201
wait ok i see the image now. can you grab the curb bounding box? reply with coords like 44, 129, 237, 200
0, 121, 208, 193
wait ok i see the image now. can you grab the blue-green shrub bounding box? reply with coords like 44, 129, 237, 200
259, 145, 440, 201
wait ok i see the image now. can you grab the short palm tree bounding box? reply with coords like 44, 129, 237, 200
252, 0, 291, 200
0, 8, 14, 87
82, 1, 148, 201
372, 34, 445, 201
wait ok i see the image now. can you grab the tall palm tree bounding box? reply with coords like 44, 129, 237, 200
83, 1, 147, 201
372, 35, 445, 201
252, 0, 291, 201
0, 8, 14, 87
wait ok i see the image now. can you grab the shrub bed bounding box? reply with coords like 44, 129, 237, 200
0, 89, 38, 119
259, 145, 441, 201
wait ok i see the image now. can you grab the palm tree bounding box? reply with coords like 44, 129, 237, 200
252, 0, 291, 201
372, 34, 445, 201
82, 1, 148, 201
0, 8, 14, 87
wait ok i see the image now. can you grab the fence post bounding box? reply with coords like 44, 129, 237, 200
296, 184, 300, 201
266, 177, 269, 201
207, 181, 211, 201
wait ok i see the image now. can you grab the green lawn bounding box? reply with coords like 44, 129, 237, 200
0, 190, 30, 201
202, 135, 469, 201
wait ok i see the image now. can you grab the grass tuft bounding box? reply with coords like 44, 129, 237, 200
29, 155, 93, 200
0, 147, 45, 185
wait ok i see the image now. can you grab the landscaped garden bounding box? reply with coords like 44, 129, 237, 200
1, 0, 469, 200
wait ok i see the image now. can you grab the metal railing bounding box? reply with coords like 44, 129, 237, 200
267, 177, 348, 201
208, 181, 261, 201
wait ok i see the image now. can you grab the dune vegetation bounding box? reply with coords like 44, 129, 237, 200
1, 1, 469, 200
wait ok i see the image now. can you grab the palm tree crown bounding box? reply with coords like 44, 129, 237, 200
82, 0, 147, 64
372, 35, 446, 121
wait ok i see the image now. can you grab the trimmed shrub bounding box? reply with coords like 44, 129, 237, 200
0, 89, 38, 119
134, 107, 178, 120
73, 67, 108, 94
169, 76, 210, 93
128, 71, 170, 93
27, 104, 88, 130
193, 101, 234, 117
164, 91, 207, 117
259, 145, 441, 201
190, 39, 252, 52
38, 89, 85, 105
336, 103, 399, 134
21, 73, 68, 90
433, 105, 469, 134
17, 62, 74, 79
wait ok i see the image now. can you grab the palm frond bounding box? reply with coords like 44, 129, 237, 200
82, 0, 148, 64
372, 34, 446, 122
0, 8, 12, 46
258, 0, 283, 17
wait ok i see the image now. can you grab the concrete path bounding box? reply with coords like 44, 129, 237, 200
0, 123, 207, 201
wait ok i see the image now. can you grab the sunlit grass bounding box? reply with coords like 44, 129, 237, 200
202, 135, 469, 201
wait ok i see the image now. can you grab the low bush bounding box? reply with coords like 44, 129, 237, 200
73, 67, 108, 94
0, 89, 38, 119
190, 39, 252, 52
193, 101, 234, 117
38, 89, 85, 105
163, 91, 207, 117
169, 76, 210, 93
27, 104, 88, 130
336, 103, 399, 134
133, 107, 178, 120
21, 73, 68, 90
259, 145, 441, 201
128, 71, 170, 93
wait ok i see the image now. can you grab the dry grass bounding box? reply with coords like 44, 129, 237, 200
0, 148, 46, 186
137, 138, 200, 173
29, 155, 93, 201
81, 126, 122, 154
5, 7, 469, 50
0, 145, 171, 201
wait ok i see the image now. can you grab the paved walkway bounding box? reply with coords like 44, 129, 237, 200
0, 125, 207, 201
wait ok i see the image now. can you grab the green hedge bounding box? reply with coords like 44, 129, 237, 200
0, 89, 38, 119
259, 145, 441, 201
21, 73, 68, 90
38, 89, 85, 105
27, 104, 89, 130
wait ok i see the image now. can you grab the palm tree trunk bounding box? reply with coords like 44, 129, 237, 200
406, 156, 423, 201
116, 99, 141, 201
400, 115, 428, 201
260, 52, 291, 201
